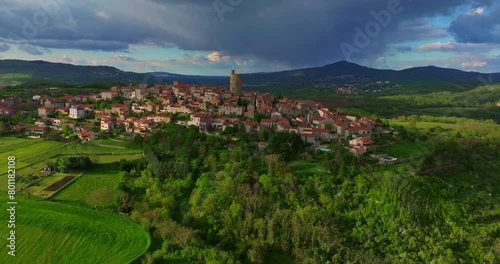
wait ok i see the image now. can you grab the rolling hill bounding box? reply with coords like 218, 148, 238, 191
0, 59, 498, 86
242, 61, 500, 83
0, 60, 225, 85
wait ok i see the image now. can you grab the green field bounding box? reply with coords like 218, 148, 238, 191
388, 120, 458, 129
92, 139, 128, 148
0, 197, 150, 264
55, 142, 139, 155
379, 140, 430, 159
51, 163, 121, 207
26, 172, 83, 198
0, 139, 63, 168
0, 137, 141, 192
289, 160, 326, 177
0, 73, 32, 85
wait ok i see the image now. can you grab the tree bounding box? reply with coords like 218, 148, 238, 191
61, 124, 72, 134
57, 158, 69, 173
46, 130, 62, 141
237, 98, 250, 107
43, 126, 51, 137
0, 121, 9, 135
117, 190, 130, 213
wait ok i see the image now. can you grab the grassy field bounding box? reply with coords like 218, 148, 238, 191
0, 73, 32, 85
289, 160, 326, 177
92, 139, 127, 147
51, 163, 122, 207
388, 120, 458, 130
26, 172, 83, 198
49, 142, 139, 156
0, 137, 141, 194
0, 197, 150, 264
0, 139, 63, 168
50, 153, 140, 206
378, 140, 430, 160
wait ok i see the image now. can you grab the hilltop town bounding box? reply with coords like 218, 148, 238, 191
0, 70, 386, 157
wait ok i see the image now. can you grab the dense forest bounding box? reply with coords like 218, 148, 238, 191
112, 123, 500, 264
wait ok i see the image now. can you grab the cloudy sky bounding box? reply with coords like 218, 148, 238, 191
0, 0, 499, 75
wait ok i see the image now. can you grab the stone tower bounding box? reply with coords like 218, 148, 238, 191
230, 69, 242, 95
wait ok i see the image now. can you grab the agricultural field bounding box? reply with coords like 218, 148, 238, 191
0, 73, 32, 85
0, 137, 141, 195
0, 139, 64, 169
378, 140, 430, 160
0, 197, 150, 264
388, 120, 458, 130
24, 172, 83, 198
54, 142, 140, 155
51, 163, 123, 208
289, 160, 326, 177
91, 139, 128, 148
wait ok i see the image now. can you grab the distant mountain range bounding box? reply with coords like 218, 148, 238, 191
242, 61, 500, 83
0, 59, 498, 86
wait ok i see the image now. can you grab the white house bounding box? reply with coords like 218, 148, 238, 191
69, 106, 85, 119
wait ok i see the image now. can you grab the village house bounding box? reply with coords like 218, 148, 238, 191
100, 118, 115, 131
101, 91, 119, 100
45, 99, 66, 108
78, 130, 98, 142
312, 128, 333, 142
69, 105, 85, 119
243, 121, 258, 133
165, 105, 191, 114
188, 112, 212, 131
112, 104, 130, 115
1, 96, 19, 107
351, 146, 367, 156
349, 136, 374, 148
0, 107, 17, 116
222, 104, 244, 116
152, 113, 171, 123
38, 106, 55, 117
312, 116, 333, 129
29, 126, 45, 137
10, 125, 28, 133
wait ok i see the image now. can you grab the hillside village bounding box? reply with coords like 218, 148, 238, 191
0, 70, 385, 157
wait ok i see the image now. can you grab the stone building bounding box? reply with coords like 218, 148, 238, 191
230, 69, 242, 95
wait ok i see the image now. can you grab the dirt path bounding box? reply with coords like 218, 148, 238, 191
93, 143, 126, 149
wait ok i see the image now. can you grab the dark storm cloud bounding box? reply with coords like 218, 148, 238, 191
0, 0, 492, 67
18, 44, 45, 55
0, 43, 10, 52
395, 46, 412, 53
449, 7, 500, 43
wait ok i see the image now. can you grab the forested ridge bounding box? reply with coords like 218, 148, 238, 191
116, 123, 499, 264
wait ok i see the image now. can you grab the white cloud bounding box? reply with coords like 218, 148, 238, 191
207, 51, 222, 63
461, 60, 487, 68
418, 42, 456, 52
96, 11, 111, 20
112, 54, 135, 61
467, 7, 484, 16
417, 42, 498, 54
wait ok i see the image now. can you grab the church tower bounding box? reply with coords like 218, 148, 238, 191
230, 69, 242, 96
